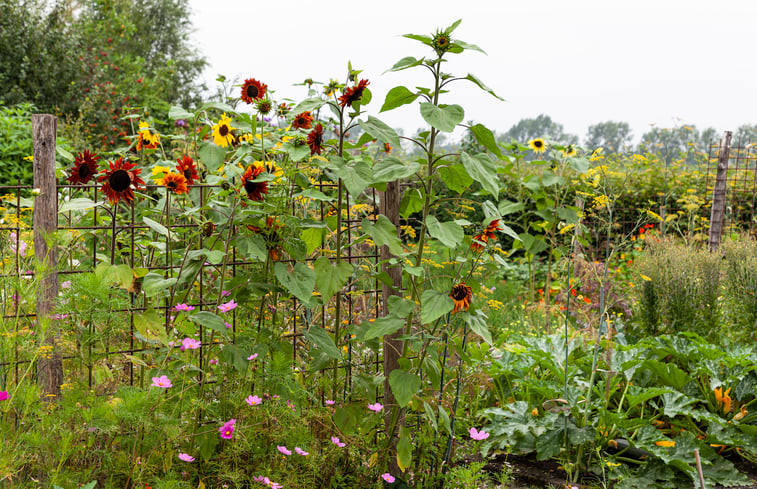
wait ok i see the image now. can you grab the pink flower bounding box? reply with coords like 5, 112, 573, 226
181, 337, 201, 350
219, 418, 236, 439
382, 473, 396, 483
210, 358, 218, 365
295, 447, 309, 456
368, 402, 383, 412
61, 280, 72, 289
331, 436, 346, 447
178, 453, 195, 462
218, 299, 237, 313
0, 391, 8, 401
151, 375, 172, 388
225, 321, 233, 329
247, 353, 258, 361
469, 427, 490, 440
287, 400, 296, 411
246, 395, 262, 406
174, 303, 195, 312
277, 445, 292, 456
221, 290, 231, 297
325, 399, 335, 405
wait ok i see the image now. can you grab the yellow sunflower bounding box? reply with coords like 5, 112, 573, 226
213, 113, 236, 148
528, 138, 547, 154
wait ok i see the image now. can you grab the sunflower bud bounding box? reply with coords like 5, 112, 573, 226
202, 222, 215, 237
220, 180, 232, 191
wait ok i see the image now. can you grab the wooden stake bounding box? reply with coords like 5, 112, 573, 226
708, 131, 732, 252
32, 114, 62, 399
694, 448, 707, 489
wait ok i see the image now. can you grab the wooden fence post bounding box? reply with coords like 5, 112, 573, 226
708, 131, 732, 252
381, 179, 403, 474
32, 114, 62, 398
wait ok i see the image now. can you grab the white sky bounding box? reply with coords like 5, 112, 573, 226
189, 0, 757, 144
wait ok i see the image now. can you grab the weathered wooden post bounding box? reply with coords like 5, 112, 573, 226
381, 179, 403, 474
32, 114, 62, 398
708, 131, 732, 252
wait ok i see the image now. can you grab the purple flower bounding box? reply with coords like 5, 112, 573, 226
325, 399, 335, 405
277, 445, 292, 456
50, 313, 69, 320
368, 402, 383, 413
61, 280, 72, 289
221, 290, 231, 297
175, 119, 187, 128
287, 400, 296, 411
382, 473, 396, 483
178, 453, 195, 462
174, 303, 195, 312
209, 358, 218, 365
181, 337, 201, 350
246, 395, 262, 406
295, 447, 309, 456
331, 436, 346, 448
9, 232, 27, 256
0, 391, 8, 401
247, 353, 258, 361
151, 375, 172, 388
219, 418, 236, 439
225, 321, 233, 329
218, 299, 238, 313
469, 427, 490, 440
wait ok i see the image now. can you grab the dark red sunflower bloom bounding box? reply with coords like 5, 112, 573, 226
291, 111, 314, 130
68, 150, 99, 185
176, 155, 199, 185
241, 163, 268, 201
240, 78, 267, 104
338, 79, 370, 108
307, 123, 324, 155
98, 158, 144, 204
450, 282, 473, 314
471, 219, 502, 252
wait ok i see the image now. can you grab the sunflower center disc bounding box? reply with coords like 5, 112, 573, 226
244, 180, 257, 194
109, 169, 131, 192
79, 165, 90, 178
219, 125, 229, 137
247, 86, 258, 99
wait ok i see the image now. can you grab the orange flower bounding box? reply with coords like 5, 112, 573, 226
240, 78, 267, 104
307, 123, 324, 155
98, 158, 144, 204
157, 171, 188, 195
68, 150, 99, 185
470, 219, 501, 252
241, 163, 268, 202
292, 111, 314, 130
583, 296, 592, 304
176, 156, 199, 185
450, 282, 472, 314
714, 386, 732, 413
655, 440, 675, 447
338, 79, 370, 108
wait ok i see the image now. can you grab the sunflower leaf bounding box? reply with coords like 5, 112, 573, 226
460, 151, 500, 198
199, 102, 236, 114
389, 370, 421, 407
385, 56, 425, 73
419, 103, 464, 133
454, 40, 487, 55
372, 157, 421, 183
381, 86, 420, 112
362, 215, 405, 257
304, 326, 342, 360
402, 33, 433, 47
464, 74, 504, 101
58, 198, 104, 213
274, 262, 317, 306
198, 142, 225, 172
359, 316, 405, 342
470, 123, 502, 157
426, 215, 463, 249
444, 19, 463, 35
465, 310, 492, 344
358, 116, 401, 151
314, 257, 353, 303
438, 164, 473, 194
421, 289, 454, 325
168, 106, 193, 121
292, 97, 326, 114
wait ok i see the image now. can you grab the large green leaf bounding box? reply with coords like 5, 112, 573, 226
385, 56, 425, 73
362, 215, 405, 256
464, 73, 504, 100
329, 159, 373, 197
292, 97, 326, 113
419, 103, 464, 133
387, 296, 416, 318
438, 163, 473, 194
470, 124, 502, 157
198, 141, 226, 172
189, 311, 228, 334
426, 215, 463, 248
59, 198, 104, 213
372, 157, 421, 183
402, 33, 433, 47
133, 308, 167, 345
397, 426, 413, 471
380, 86, 420, 112
460, 152, 499, 198
141, 272, 177, 298
358, 116, 401, 150
143, 216, 170, 239
274, 262, 316, 305
421, 289, 454, 325
314, 257, 353, 302
389, 369, 421, 407
168, 106, 193, 120
465, 310, 492, 344
305, 326, 341, 360
360, 316, 405, 341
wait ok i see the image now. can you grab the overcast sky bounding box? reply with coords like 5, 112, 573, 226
188, 0, 757, 144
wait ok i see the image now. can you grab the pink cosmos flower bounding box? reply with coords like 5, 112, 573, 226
469, 427, 490, 440
247, 353, 258, 361
210, 358, 218, 365
151, 375, 172, 388
331, 436, 346, 447
219, 418, 236, 439
225, 321, 233, 329
174, 303, 195, 312
325, 399, 335, 405
382, 473, 396, 483
178, 453, 195, 462
61, 280, 72, 289
368, 402, 383, 412
0, 391, 8, 401
221, 290, 231, 297
277, 445, 292, 456
246, 395, 262, 406
9, 233, 27, 256
295, 447, 309, 456
181, 337, 201, 350
287, 400, 296, 411
218, 299, 238, 313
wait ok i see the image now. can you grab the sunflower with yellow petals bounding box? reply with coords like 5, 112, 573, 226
528, 138, 547, 154
213, 114, 236, 148
136, 122, 160, 151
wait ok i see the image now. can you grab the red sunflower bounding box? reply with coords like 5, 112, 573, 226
338, 79, 370, 108
241, 163, 268, 201
157, 171, 189, 195
98, 158, 144, 204
176, 155, 199, 185
68, 150, 99, 185
307, 124, 324, 155
450, 282, 473, 314
240, 78, 267, 104
470, 219, 502, 252
292, 111, 314, 130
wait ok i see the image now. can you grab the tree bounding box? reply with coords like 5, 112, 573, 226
639, 124, 709, 164
501, 114, 578, 145
584, 121, 633, 154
